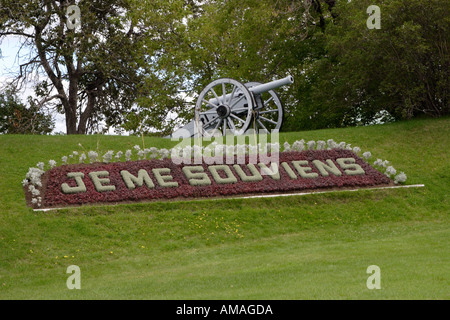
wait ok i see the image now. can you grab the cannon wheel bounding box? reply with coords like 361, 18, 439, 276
245, 82, 284, 133
195, 78, 254, 137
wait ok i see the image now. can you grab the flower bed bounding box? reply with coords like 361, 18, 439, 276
25, 148, 394, 209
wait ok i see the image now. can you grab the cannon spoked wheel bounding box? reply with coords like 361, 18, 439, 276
245, 82, 284, 133
194, 78, 255, 137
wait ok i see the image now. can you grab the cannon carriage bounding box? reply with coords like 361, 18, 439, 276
170, 75, 294, 138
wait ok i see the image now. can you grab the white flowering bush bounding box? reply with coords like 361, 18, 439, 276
316, 140, 326, 150
48, 160, 57, 168
394, 172, 407, 184
88, 151, 98, 163
291, 140, 305, 152
282, 138, 407, 185
385, 166, 397, 177
22, 166, 45, 207
125, 150, 132, 161
102, 150, 114, 163
115, 151, 123, 161
362, 151, 372, 160
79, 153, 86, 163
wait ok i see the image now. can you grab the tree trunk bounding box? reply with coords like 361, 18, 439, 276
77, 92, 96, 134
65, 109, 78, 134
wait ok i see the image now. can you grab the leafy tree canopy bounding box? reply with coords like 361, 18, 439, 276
0, 88, 54, 134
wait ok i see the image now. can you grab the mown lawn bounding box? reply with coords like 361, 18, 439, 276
0, 117, 448, 299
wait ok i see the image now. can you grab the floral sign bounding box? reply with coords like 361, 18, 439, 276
23, 140, 406, 210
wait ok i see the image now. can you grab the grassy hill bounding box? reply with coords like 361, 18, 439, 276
0, 117, 448, 299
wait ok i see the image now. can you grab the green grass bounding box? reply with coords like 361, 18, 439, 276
0, 117, 449, 299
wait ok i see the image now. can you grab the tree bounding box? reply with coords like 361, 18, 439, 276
0, 0, 190, 135
157, 0, 448, 132
0, 88, 54, 134
147, 0, 338, 131
285, 0, 449, 130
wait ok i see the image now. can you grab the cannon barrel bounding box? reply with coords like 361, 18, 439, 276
248, 75, 294, 95
208, 75, 293, 106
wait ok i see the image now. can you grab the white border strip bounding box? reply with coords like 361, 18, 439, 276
33, 184, 425, 212
235, 184, 425, 200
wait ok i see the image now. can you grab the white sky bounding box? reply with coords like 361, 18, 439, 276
0, 36, 68, 133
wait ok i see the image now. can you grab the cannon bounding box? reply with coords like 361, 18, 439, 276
170, 75, 294, 138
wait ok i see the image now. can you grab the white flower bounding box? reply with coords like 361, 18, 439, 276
137, 149, 145, 160
22, 179, 29, 186
385, 166, 397, 177
28, 184, 40, 196
143, 149, 151, 159
48, 160, 57, 168
31, 198, 37, 204
353, 146, 361, 154
345, 144, 352, 151
316, 141, 326, 150
133, 145, 141, 151
62, 156, 68, 164
115, 151, 123, 160
88, 151, 98, 163
338, 142, 346, 149
36, 162, 45, 170
125, 150, 132, 161
292, 140, 305, 152
307, 141, 316, 150
381, 160, 390, 168
327, 139, 338, 149
149, 147, 159, 159
283, 142, 291, 152
103, 150, 114, 163
79, 153, 86, 163
72, 151, 79, 156
373, 159, 383, 166
362, 152, 372, 160
159, 148, 170, 159
171, 147, 182, 159
25, 167, 44, 186
394, 172, 407, 184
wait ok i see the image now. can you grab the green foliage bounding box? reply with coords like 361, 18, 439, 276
310, 0, 449, 125
0, 89, 54, 134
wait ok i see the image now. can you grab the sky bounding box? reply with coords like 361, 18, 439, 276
0, 35, 68, 133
